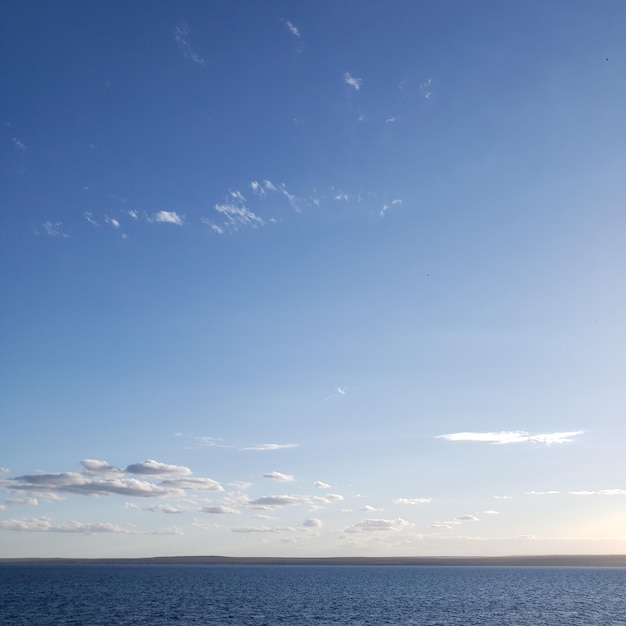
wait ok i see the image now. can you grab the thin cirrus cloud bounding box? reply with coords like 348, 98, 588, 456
344, 72, 362, 90
175, 23, 205, 66
392, 498, 432, 505
285, 20, 300, 38
247, 493, 343, 509
436, 431, 584, 445
243, 443, 299, 451
263, 472, 295, 482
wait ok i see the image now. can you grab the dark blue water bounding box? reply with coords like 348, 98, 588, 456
1, 565, 625, 625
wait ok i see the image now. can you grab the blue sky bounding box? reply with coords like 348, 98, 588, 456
1, 0, 625, 558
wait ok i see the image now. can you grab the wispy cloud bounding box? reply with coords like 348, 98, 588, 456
436, 431, 584, 445
456, 514, 479, 522
345, 518, 411, 533
392, 498, 432, 505
125, 460, 192, 477
232, 525, 295, 534
105, 216, 120, 229
421, 78, 432, 98
84, 212, 98, 226
40, 221, 68, 238
1, 517, 182, 535
153, 210, 183, 225
12, 137, 26, 151
360, 505, 383, 512
344, 72, 362, 91
385, 116, 399, 123
285, 20, 300, 38
380, 198, 402, 218
214, 203, 264, 230
247, 493, 343, 509
145, 504, 181, 514
243, 443, 299, 451
175, 23, 205, 66
263, 471, 295, 482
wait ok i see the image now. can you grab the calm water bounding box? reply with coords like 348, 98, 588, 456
1, 565, 625, 625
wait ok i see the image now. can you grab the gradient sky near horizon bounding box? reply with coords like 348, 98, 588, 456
1, 0, 625, 559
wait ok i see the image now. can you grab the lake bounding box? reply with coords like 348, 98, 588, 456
1, 564, 625, 625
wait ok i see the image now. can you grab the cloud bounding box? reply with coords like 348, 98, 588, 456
303, 518, 322, 528
154, 210, 183, 225
456, 515, 479, 522
380, 199, 401, 218
360, 505, 383, 512
263, 472, 294, 482
251, 180, 265, 196
243, 443, 299, 451
5, 497, 38, 506
201, 505, 240, 515
436, 431, 584, 445
214, 203, 264, 229
285, 20, 300, 37
0, 517, 139, 534
125, 460, 192, 477
145, 504, 181, 514
393, 498, 432, 505
127, 209, 138, 220
105, 216, 120, 229
84, 212, 98, 226
247, 495, 310, 509
0, 468, 10, 474
227, 481, 253, 491
344, 72, 362, 91
40, 221, 68, 238
175, 23, 205, 65
345, 518, 411, 534
159, 478, 223, 492
313, 481, 331, 489
483, 510, 500, 515
385, 116, 399, 123
8, 460, 220, 498
12, 137, 26, 151
525, 490, 561, 495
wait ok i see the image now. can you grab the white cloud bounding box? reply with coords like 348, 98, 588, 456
393, 498, 432, 505
40, 221, 68, 238
436, 430, 584, 445
201, 220, 225, 235
483, 510, 500, 515
344, 72, 362, 91
145, 504, 181, 514
84, 212, 98, 226
125, 460, 192, 477
159, 478, 223, 492
81, 459, 121, 474
175, 23, 205, 65
0, 468, 10, 474
360, 505, 383, 512
264, 180, 277, 192
525, 490, 561, 495
285, 20, 300, 37
227, 481, 253, 491
230, 190, 245, 202
456, 515, 479, 522
201, 505, 240, 515
313, 481, 331, 489
127, 209, 138, 220
263, 471, 295, 482
243, 443, 299, 451
154, 210, 183, 225
385, 116, 399, 123
303, 518, 322, 528
247, 495, 309, 509
345, 518, 411, 533
214, 203, 264, 229
232, 525, 295, 534
251, 181, 265, 196
105, 216, 120, 229
0, 517, 139, 534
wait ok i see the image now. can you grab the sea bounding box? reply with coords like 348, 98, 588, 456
1, 564, 625, 625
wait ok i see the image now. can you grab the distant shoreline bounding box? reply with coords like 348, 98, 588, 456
2, 555, 626, 567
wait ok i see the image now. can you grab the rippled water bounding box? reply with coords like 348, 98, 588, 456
1, 565, 626, 625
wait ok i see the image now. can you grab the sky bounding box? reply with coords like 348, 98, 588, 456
1, 0, 625, 559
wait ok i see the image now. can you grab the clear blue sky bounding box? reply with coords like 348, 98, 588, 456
1, 0, 625, 558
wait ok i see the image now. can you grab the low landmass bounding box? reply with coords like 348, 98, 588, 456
2, 555, 626, 567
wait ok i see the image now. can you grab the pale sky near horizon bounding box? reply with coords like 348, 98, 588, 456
1, 0, 625, 559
